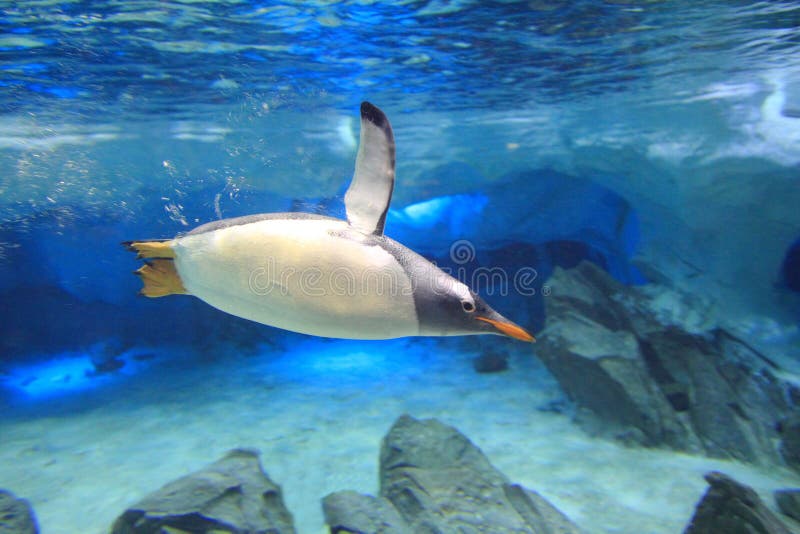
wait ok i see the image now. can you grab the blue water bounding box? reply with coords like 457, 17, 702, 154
1, 1, 798, 117
1, 2, 800, 532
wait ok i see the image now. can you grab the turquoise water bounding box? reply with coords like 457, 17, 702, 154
1, 2, 800, 533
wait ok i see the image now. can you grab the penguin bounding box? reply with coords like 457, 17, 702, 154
124, 102, 534, 342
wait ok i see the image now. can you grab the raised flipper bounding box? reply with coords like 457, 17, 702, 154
344, 102, 396, 236
134, 259, 187, 297
123, 239, 175, 259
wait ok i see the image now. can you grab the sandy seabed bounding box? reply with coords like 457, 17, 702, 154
1, 336, 798, 534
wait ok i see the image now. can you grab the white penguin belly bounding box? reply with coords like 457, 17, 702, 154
172, 218, 419, 339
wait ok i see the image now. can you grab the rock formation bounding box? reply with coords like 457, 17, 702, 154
0, 490, 38, 534
110, 448, 295, 534
538, 261, 797, 468
775, 488, 800, 521
323, 414, 581, 533
775, 488, 800, 523
684, 472, 792, 534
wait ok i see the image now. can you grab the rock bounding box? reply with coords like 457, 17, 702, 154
90, 356, 125, 374
88, 339, 127, 375
539, 261, 796, 467
323, 414, 581, 534
322, 491, 410, 533
775, 489, 800, 522
780, 415, 800, 471
537, 311, 695, 450
0, 490, 38, 534
684, 471, 792, 534
644, 328, 773, 463
503, 483, 585, 534
111, 448, 295, 534
380, 415, 581, 533
472, 350, 509, 373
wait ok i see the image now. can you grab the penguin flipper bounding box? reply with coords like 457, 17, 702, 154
344, 101, 395, 236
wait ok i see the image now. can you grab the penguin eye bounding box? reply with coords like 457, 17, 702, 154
461, 300, 476, 313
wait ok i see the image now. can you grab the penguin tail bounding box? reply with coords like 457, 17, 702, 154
133, 259, 187, 298
122, 239, 175, 259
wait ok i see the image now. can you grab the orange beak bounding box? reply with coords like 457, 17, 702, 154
476, 316, 536, 342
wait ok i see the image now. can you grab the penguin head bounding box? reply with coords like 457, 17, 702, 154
414, 274, 534, 342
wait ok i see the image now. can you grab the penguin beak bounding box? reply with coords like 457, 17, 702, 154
475, 315, 536, 342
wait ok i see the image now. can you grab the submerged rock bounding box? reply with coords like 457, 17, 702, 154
111, 448, 295, 534
780, 415, 800, 472
87, 339, 127, 375
775, 489, 800, 522
684, 471, 791, 534
0, 490, 38, 534
539, 261, 796, 467
323, 414, 581, 534
472, 349, 509, 373
322, 491, 410, 533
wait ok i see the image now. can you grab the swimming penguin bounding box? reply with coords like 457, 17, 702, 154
124, 102, 534, 342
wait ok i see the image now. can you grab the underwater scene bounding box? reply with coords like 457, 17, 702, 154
1, 1, 800, 533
